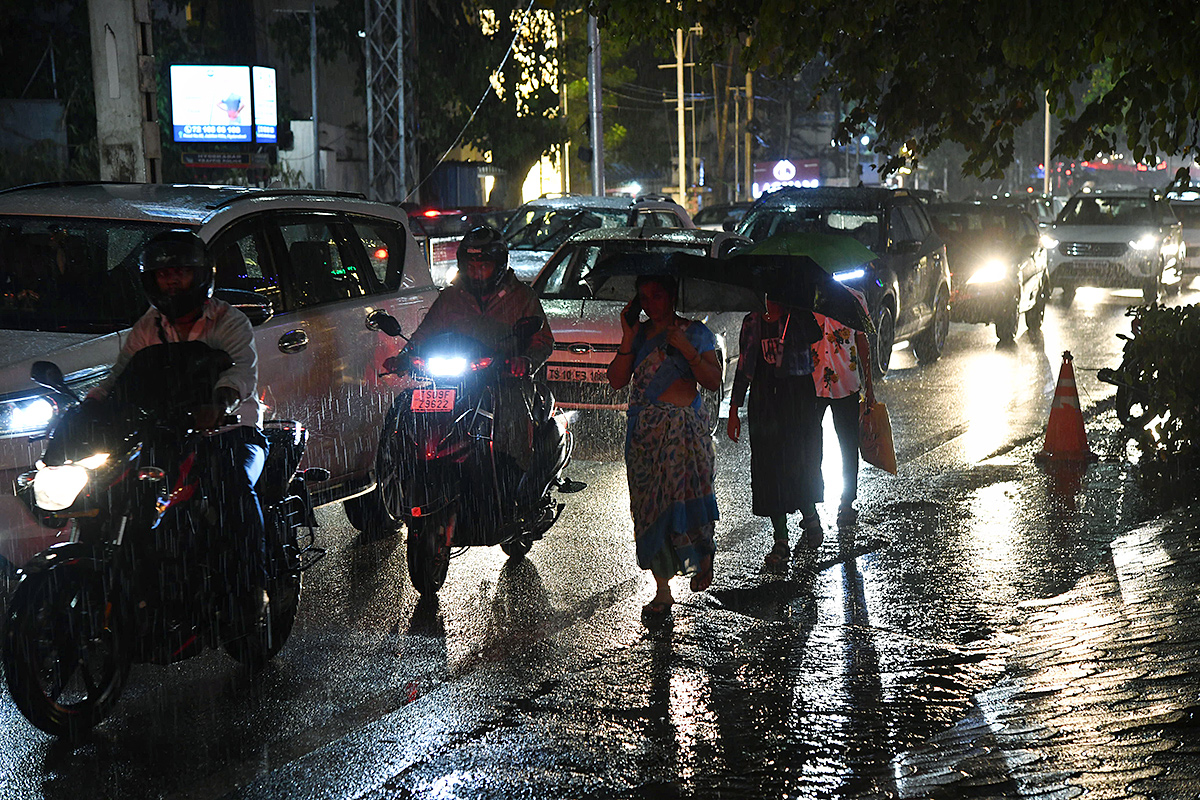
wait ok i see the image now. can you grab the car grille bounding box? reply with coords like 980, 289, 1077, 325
1060, 241, 1127, 257
553, 341, 622, 354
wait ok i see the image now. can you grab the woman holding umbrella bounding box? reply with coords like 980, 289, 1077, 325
726, 298, 826, 565
608, 274, 721, 619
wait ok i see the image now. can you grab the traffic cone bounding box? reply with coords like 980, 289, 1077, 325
1035, 351, 1097, 462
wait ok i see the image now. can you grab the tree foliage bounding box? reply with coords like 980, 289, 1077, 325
586, 0, 1200, 178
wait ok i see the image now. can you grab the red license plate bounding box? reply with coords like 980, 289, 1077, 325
411, 388, 456, 412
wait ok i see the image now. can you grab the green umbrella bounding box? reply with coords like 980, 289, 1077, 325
740, 231, 878, 274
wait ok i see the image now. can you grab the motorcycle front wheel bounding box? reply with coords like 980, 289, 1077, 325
407, 504, 454, 596
2, 559, 129, 738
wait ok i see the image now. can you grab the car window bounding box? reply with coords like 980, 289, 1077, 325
1059, 195, 1153, 224
277, 218, 375, 308
537, 246, 600, 298
0, 217, 168, 333
505, 207, 627, 251
351, 218, 408, 291
209, 218, 284, 309
888, 208, 916, 244
1171, 203, 1200, 225
898, 204, 931, 239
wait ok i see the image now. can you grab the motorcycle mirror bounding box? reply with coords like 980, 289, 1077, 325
30, 360, 77, 401
367, 309, 406, 339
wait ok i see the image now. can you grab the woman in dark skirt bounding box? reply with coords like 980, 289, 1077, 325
726, 299, 825, 564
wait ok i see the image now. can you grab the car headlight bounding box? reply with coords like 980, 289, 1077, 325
31, 453, 110, 511
425, 356, 468, 377
833, 267, 866, 282
1040, 234, 1059, 250
1129, 233, 1158, 250
967, 259, 1009, 285
0, 396, 57, 437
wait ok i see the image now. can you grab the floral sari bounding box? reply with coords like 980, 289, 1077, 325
624, 321, 718, 576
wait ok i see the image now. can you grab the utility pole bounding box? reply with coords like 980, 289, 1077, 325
744, 71, 753, 201
676, 28, 685, 204
87, 0, 159, 182
310, 1, 321, 189
587, 15, 604, 196
1044, 90, 1051, 196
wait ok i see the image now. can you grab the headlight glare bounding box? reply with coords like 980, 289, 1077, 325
1, 396, 56, 436
1040, 234, 1059, 250
33, 465, 89, 511
1129, 233, 1158, 250
833, 267, 865, 282
426, 356, 468, 377
967, 259, 1009, 285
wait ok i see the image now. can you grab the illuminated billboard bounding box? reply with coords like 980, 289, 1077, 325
252, 66, 277, 144
169, 65, 279, 144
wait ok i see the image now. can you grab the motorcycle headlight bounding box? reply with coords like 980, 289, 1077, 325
425, 356, 468, 377
1129, 233, 1158, 250
31, 453, 110, 511
967, 259, 1009, 285
0, 396, 57, 437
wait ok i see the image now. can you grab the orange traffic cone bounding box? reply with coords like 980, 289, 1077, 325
1036, 351, 1097, 462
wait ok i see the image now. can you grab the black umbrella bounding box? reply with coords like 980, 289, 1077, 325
588, 249, 873, 332
585, 250, 766, 313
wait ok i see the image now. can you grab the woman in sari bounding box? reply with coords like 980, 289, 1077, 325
608, 274, 722, 618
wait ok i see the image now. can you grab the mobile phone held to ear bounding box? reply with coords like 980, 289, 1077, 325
624, 299, 641, 327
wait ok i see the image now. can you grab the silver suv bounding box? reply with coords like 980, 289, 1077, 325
0, 183, 437, 569
1044, 189, 1184, 304
502, 194, 694, 281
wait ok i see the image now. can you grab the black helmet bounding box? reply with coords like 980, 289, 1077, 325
139, 229, 215, 320
456, 225, 508, 295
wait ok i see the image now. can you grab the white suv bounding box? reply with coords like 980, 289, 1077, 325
0, 183, 437, 569
1044, 189, 1185, 304
503, 194, 695, 281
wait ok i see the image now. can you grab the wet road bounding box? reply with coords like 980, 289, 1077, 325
2, 285, 1199, 799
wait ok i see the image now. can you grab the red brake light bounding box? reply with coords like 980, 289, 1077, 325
472, 357, 493, 371
373, 247, 388, 260
422, 209, 440, 218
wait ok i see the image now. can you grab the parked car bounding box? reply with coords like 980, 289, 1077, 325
0, 182, 438, 568
926, 202, 1050, 342
1166, 188, 1200, 285
1043, 189, 1184, 304
692, 202, 752, 232
530, 227, 749, 427
735, 186, 952, 375
503, 194, 694, 282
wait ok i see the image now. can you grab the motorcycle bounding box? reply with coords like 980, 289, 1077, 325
1097, 311, 1154, 429
370, 311, 584, 596
2, 342, 326, 738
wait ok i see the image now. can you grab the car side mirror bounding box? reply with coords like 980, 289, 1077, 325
366, 308, 404, 338
214, 288, 273, 325
30, 361, 78, 403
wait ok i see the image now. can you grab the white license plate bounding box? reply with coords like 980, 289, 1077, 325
1068, 259, 1117, 271
546, 365, 609, 384
411, 388, 456, 412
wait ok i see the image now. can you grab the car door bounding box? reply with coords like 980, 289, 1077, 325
887, 203, 925, 337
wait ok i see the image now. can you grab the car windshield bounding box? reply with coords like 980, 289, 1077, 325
1058, 195, 1154, 225
928, 209, 1019, 240
739, 207, 883, 249
0, 217, 180, 333
504, 208, 631, 251
1170, 203, 1200, 226
533, 240, 709, 299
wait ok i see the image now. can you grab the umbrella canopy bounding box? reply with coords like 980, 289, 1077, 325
586, 250, 766, 313
740, 231, 878, 274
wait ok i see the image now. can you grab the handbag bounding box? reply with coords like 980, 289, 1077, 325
858, 399, 897, 474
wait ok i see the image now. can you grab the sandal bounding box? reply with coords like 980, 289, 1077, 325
690, 553, 714, 592
642, 594, 674, 616
764, 541, 789, 567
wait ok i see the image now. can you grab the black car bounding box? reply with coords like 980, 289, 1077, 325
692, 202, 753, 231
736, 186, 952, 375
926, 202, 1050, 342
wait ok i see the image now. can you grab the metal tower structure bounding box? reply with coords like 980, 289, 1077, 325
364, 0, 418, 203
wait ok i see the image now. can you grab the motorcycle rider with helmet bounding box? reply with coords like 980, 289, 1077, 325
389, 225, 553, 477
88, 228, 269, 622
